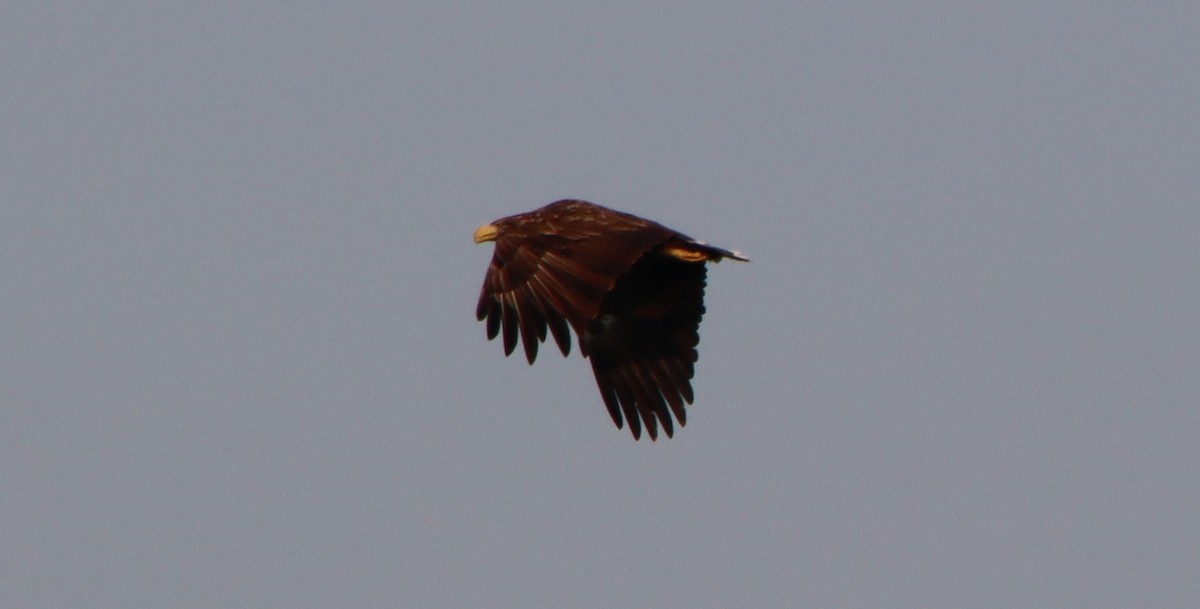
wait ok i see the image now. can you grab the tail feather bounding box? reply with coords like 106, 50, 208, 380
662, 239, 750, 263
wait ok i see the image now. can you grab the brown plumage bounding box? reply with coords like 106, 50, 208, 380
473, 199, 747, 440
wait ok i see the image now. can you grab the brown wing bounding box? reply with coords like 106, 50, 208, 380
475, 202, 676, 365
581, 250, 707, 440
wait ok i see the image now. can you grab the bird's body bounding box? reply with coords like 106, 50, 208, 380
474, 199, 746, 440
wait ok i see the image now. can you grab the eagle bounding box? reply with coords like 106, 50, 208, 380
473, 199, 747, 440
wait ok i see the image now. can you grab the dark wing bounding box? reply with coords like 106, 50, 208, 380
475, 211, 673, 365
581, 250, 707, 440
476, 233, 603, 364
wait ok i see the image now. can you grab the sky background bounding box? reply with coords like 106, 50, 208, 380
3, 3, 1198, 608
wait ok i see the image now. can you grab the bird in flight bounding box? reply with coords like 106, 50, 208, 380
473, 199, 747, 440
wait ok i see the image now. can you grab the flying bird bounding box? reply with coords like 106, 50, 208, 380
473, 199, 747, 440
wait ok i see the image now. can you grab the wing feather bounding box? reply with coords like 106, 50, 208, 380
646, 358, 687, 426
632, 364, 673, 439
607, 365, 644, 440
500, 292, 520, 357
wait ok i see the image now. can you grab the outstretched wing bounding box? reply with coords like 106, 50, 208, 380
475, 205, 674, 365
581, 251, 707, 440
476, 233, 611, 363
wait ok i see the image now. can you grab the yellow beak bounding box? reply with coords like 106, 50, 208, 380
474, 224, 499, 244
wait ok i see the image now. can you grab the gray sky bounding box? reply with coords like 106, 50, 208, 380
3, 3, 1198, 608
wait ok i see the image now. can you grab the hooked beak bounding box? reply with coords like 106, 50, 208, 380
473, 224, 499, 244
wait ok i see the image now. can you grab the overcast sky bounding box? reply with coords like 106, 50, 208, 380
3, 3, 1198, 608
